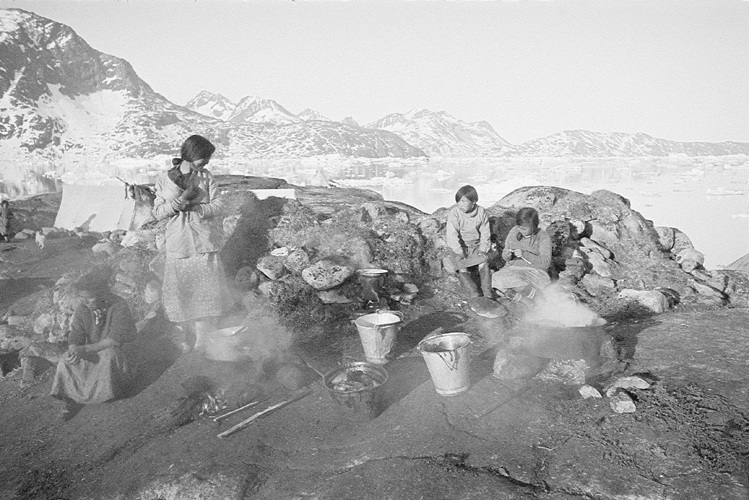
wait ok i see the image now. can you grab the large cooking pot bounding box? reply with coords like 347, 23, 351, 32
520, 317, 608, 361
202, 325, 251, 362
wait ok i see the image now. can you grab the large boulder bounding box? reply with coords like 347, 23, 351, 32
654, 226, 675, 252
676, 248, 705, 272
719, 270, 749, 307
269, 197, 428, 277
284, 248, 310, 274
301, 258, 355, 290
671, 228, 695, 256
256, 255, 286, 281
482, 186, 729, 312
617, 289, 670, 314
495, 187, 662, 262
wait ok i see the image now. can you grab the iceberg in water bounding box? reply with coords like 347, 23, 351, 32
706, 187, 745, 196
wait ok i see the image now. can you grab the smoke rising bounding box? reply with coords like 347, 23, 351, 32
525, 283, 601, 328
238, 307, 294, 368
194, 301, 301, 408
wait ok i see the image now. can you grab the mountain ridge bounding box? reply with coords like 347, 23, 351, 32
0, 9, 426, 160
1, 8, 747, 160
509, 129, 749, 157
366, 108, 511, 157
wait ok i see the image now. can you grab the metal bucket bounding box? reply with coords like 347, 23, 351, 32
353, 310, 404, 365
323, 361, 388, 419
520, 317, 608, 361
417, 332, 472, 396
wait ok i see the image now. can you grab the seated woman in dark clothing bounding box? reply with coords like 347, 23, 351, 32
50, 272, 136, 419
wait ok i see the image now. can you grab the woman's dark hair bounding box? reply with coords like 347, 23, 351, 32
180, 135, 216, 162
515, 207, 539, 230
0, 200, 8, 207
455, 185, 479, 204
73, 270, 110, 295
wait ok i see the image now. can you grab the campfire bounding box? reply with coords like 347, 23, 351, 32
199, 388, 229, 417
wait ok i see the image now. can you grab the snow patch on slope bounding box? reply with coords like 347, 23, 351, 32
36, 84, 126, 138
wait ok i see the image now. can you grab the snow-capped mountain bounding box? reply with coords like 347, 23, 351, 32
506, 130, 749, 157
225, 121, 425, 159
0, 8, 221, 158
297, 108, 330, 122
341, 117, 360, 128
185, 91, 236, 121
1, 9, 746, 161
227, 96, 300, 125
0, 9, 425, 159
187, 96, 336, 125
367, 109, 511, 157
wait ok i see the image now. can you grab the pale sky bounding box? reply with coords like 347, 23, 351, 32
1, 0, 747, 145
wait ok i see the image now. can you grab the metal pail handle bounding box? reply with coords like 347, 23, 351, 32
437, 350, 459, 371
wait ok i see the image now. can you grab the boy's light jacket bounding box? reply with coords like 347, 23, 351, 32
446, 205, 491, 256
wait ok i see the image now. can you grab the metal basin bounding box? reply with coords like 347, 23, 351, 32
323, 361, 388, 418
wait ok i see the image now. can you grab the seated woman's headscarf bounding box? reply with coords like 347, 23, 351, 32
73, 271, 110, 296
73, 271, 112, 326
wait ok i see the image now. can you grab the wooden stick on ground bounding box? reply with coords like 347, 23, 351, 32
217, 388, 312, 438
211, 400, 261, 422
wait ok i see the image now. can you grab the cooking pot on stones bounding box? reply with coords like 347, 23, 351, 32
520, 317, 608, 361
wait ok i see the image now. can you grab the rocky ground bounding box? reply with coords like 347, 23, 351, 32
0, 180, 748, 500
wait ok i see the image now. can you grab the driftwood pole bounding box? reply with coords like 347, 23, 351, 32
217, 388, 312, 438
212, 400, 261, 422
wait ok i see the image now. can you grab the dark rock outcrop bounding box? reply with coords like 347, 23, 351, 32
474, 186, 744, 312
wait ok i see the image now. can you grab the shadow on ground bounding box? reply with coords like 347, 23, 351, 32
124, 316, 180, 398
390, 310, 469, 359
604, 303, 662, 360
125, 333, 181, 399
0, 277, 57, 312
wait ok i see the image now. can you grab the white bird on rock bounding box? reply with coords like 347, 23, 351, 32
35, 231, 46, 249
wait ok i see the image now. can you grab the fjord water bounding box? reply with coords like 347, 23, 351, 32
2, 157, 747, 269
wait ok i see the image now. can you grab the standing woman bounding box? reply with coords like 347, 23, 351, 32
154, 135, 229, 353
492, 207, 552, 302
